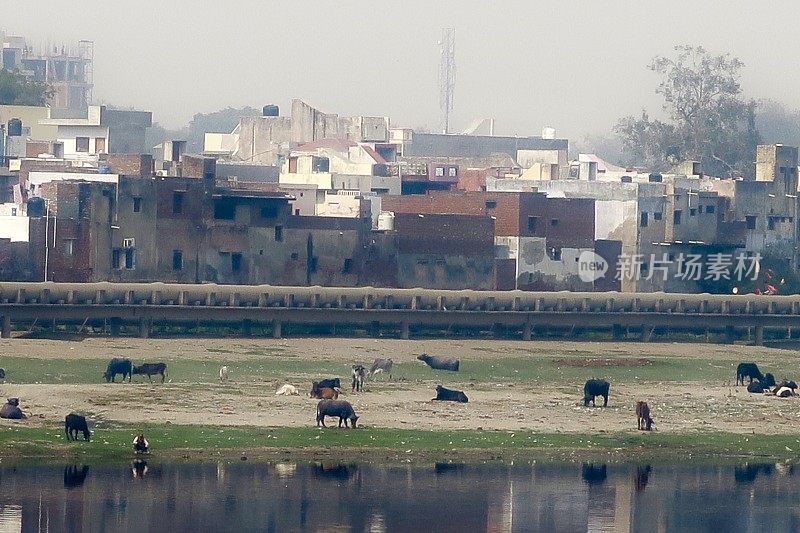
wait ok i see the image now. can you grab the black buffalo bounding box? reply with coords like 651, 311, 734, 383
583, 379, 610, 407
736, 363, 764, 386
747, 381, 771, 393
104, 358, 132, 383
0, 398, 26, 420
132, 363, 167, 383
316, 399, 358, 428
432, 385, 468, 403
417, 354, 460, 372
317, 378, 341, 390
65, 413, 91, 441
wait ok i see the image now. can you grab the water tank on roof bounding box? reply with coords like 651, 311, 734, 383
7, 118, 22, 137
27, 197, 45, 217
262, 105, 279, 117
377, 211, 395, 231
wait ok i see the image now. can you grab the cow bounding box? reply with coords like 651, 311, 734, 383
775, 385, 796, 398
316, 399, 359, 428
103, 358, 132, 383
310, 379, 341, 397
417, 354, 460, 372
773, 380, 798, 393
635, 401, 654, 431
0, 398, 26, 420
368, 358, 393, 380
132, 363, 167, 384
65, 413, 91, 441
0, 368, 6, 379
351, 365, 365, 392
584, 379, 610, 407
736, 363, 764, 386
275, 384, 299, 396
762, 373, 777, 388
133, 433, 149, 454
311, 386, 339, 400
219, 366, 229, 382
747, 381, 771, 393
432, 385, 468, 403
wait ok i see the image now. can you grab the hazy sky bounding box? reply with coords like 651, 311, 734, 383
3, 1, 800, 140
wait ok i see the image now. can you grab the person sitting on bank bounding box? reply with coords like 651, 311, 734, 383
133, 433, 149, 454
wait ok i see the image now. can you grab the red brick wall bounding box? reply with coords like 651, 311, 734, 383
393, 212, 495, 256
104, 154, 154, 176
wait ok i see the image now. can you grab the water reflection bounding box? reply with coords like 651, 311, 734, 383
0, 461, 797, 531
63, 465, 89, 489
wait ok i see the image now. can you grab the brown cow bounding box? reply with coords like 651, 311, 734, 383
636, 401, 654, 431
311, 387, 339, 400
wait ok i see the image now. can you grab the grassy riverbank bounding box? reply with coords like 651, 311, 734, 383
1, 423, 799, 464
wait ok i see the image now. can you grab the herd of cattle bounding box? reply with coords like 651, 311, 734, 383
0, 353, 795, 448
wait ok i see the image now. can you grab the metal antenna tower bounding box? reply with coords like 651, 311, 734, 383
438, 28, 456, 134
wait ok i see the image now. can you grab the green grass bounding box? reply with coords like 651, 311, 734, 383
1, 423, 799, 463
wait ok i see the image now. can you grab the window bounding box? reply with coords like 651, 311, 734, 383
294, 209, 300, 216
746, 215, 757, 230
133, 197, 142, 213
550, 219, 559, 227
653, 212, 662, 221
261, 205, 278, 218
76, 137, 89, 153
172, 250, 183, 271
448, 167, 457, 177
435, 167, 444, 177
291, 252, 299, 260
485, 201, 497, 209
528, 216, 539, 232
640, 212, 648, 227
95, 137, 106, 154
125, 248, 135, 270
312, 157, 329, 173
214, 200, 235, 220
112, 249, 122, 270
768, 216, 777, 230
172, 191, 184, 214
10, 207, 16, 216
231, 253, 242, 272
706, 205, 715, 214
690, 208, 697, 216
548, 247, 562, 261
343, 258, 353, 274
673, 210, 682, 225
275, 225, 283, 242
63, 239, 75, 257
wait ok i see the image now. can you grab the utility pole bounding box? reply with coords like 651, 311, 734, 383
438, 28, 456, 134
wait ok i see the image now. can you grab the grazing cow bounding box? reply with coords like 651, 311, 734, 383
219, 366, 229, 382
132, 363, 167, 383
133, 433, 149, 454
635, 401, 654, 431
316, 399, 359, 428
65, 414, 91, 441
417, 354, 460, 372
583, 379, 610, 407
351, 365, 366, 392
762, 373, 777, 387
311, 386, 339, 400
368, 358, 393, 380
275, 384, 299, 396
747, 381, 771, 393
432, 385, 469, 403
736, 363, 764, 386
0, 398, 26, 420
104, 358, 132, 383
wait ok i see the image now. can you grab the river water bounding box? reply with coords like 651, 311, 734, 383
0, 460, 796, 532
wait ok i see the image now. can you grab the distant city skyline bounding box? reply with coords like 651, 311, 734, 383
4, 0, 800, 140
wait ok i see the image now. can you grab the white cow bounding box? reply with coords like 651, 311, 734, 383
275, 384, 299, 396
219, 366, 229, 382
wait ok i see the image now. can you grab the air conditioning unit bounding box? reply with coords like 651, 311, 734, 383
123, 238, 136, 248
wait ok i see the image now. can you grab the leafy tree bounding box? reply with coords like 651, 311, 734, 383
755, 99, 800, 147
615, 46, 759, 178
184, 106, 260, 152
0, 68, 53, 106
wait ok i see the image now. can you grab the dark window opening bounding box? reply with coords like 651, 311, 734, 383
172, 191, 184, 214
294, 209, 300, 215
343, 258, 353, 274
706, 205, 715, 214
673, 210, 682, 225
112, 249, 121, 270
746, 215, 757, 230
550, 219, 559, 227
125, 249, 135, 270
312, 157, 330, 173
291, 252, 299, 260
690, 208, 697, 216
640, 212, 648, 227
214, 199, 235, 220
528, 216, 539, 232
275, 225, 283, 242
548, 247, 562, 261
485, 201, 497, 209
172, 250, 183, 271
76, 137, 89, 153
133, 197, 142, 213
231, 253, 242, 272
653, 212, 662, 221
768, 217, 777, 230
261, 205, 278, 218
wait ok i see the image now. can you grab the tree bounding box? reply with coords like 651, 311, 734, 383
615, 46, 760, 178
755, 99, 800, 147
0, 68, 53, 106
184, 106, 260, 152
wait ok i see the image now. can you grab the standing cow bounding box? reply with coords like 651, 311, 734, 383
417, 354, 460, 372
351, 365, 366, 392
368, 358, 393, 380
65, 414, 91, 441
132, 363, 167, 383
583, 379, 610, 407
736, 363, 764, 386
316, 400, 359, 428
104, 358, 132, 383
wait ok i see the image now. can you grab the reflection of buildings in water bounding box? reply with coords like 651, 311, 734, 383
485, 476, 512, 533
274, 463, 297, 480
216, 462, 225, 482
368, 511, 386, 533
0, 505, 22, 533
